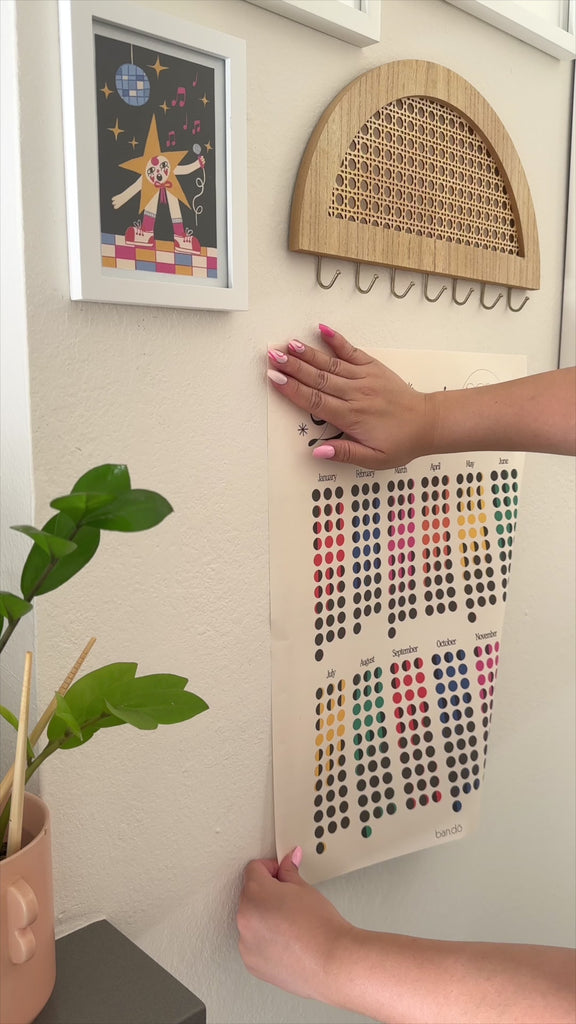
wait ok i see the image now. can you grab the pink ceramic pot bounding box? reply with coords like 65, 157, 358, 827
0, 794, 56, 1024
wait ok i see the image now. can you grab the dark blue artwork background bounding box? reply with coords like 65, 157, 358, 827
95, 34, 216, 245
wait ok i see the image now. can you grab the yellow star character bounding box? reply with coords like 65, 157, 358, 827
100, 82, 113, 99
119, 115, 189, 212
111, 115, 206, 253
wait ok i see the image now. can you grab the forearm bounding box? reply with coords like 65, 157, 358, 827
429, 368, 576, 457
327, 928, 576, 1024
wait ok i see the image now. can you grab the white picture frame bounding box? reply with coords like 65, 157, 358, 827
245, 0, 381, 47
58, 0, 248, 310
443, 0, 576, 60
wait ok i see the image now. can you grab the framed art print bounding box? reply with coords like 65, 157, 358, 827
58, 1, 248, 310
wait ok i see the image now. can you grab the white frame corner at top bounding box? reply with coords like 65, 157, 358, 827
244, 0, 381, 47
443, 0, 576, 60
57, 0, 248, 311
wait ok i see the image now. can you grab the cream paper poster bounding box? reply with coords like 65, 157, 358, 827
269, 348, 526, 884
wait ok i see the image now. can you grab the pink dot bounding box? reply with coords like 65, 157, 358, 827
476, 660, 484, 672
478, 673, 485, 685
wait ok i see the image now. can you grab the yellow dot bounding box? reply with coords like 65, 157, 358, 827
326, 758, 334, 771
327, 698, 334, 711
478, 486, 484, 496
327, 714, 335, 726
468, 514, 476, 525
339, 679, 346, 689
337, 739, 345, 751
478, 499, 485, 510
337, 709, 345, 722
337, 724, 345, 737
457, 515, 465, 526
461, 557, 467, 567
458, 529, 466, 540
315, 749, 322, 762
317, 702, 324, 714
469, 528, 477, 539
479, 512, 487, 524
315, 734, 324, 747
326, 729, 334, 742
315, 764, 321, 777
317, 718, 324, 730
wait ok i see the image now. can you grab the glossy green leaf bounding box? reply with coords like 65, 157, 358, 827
105, 700, 158, 730
82, 490, 173, 532
0, 591, 33, 623
20, 513, 100, 599
12, 525, 77, 558
53, 694, 83, 741
72, 464, 131, 496
49, 492, 117, 525
47, 663, 138, 739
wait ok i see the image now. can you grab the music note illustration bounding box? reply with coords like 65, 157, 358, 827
192, 71, 198, 87
192, 120, 201, 135
166, 130, 176, 148
183, 111, 189, 131
171, 87, 186, 108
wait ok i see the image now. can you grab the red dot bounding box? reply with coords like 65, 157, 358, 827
404, 675, 413, 686
432, 791, 442, 803
392, 692, 402, 704
314, 586, 322, 599
314, 570, 322, 583
405, 689, 414, 701
417, 686, 427, 698
336, 534, 345, 546
396, 722, 405, 734
313, 554, 322, 566
419, 701, 429, 713
336, 550, 345, 562
325, 551, 334, 564
408, 719, 418, 731
394, 707, 403, 719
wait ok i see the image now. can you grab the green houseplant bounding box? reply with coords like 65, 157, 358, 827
0, 463, 208, 1024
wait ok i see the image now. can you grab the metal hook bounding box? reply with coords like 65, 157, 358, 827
507, 287, 529, 313
390, 267, 415, 299
480, 283, 503, 310
316, 255, 341, 290
451, 279, 474, 306
424, 274, 447, 303
354, 263, 379, 294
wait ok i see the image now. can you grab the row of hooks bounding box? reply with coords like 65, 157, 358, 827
315, 256, 530, 312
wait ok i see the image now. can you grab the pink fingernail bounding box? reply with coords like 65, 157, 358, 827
288, 339, 306, 353
268, 348, 288, 363
291, 846, 303, 868
313, 445, 335, 459
267, 369, 288, 385
318, 324, 335, 339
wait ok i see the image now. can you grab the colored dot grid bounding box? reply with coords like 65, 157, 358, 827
313, 679, 348, 855
472, 642, 499, 769
456, 472, 496, 623
390, 658, 442, 809
421, 474, 457, 618
490, 469, 519, 601
351, 483, 383, 638
386, 478, 417, 639
352, 668, 396, 838
312, 488, 346, 663
433, 650, 480, 813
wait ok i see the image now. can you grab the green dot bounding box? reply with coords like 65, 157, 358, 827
386, 803, 397, 815
353, 703, 361, 715
353, 733, 362, 745
493, 497, 501, 508
375, 696, 384, 708
376, 711, 385, 723
354, 750, 363, 762
377, 726, 385, 738
374, 666, 382, 679
374, 680, 383, 693
364, 699, 372, 712
364, 714, 373, 727
363, 670, 372, 683
361, 825, 372, 838
365, 729, 375, 741
374, 806, 384, 819
353, 688, 361, 700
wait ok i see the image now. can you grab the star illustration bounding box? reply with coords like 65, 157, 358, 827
205, 141, 213, 152
128, 136, 138, 150
298, 422, 309, 436
200, 93, 209, 108
120, 115, 190, 213
159, 100, 169, 114
100, 82, 113, 100
108, 118, 124, 141
148, 55, 169, 78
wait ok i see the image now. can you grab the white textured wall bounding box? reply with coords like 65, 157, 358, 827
9, 1, 575, 1022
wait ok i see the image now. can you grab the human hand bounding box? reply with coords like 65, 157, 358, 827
237, 848, 353, 1003
267, 325, 437, 470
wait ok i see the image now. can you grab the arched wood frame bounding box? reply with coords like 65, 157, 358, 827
289, 61, 540, 289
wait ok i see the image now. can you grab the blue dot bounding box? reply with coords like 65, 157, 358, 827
440, 712, 450, 723
436, 683, 446, 695
438, 696, 447, 707
353, 578, 361, 589
444, 652, 454, 663
373, 528, 381, 540
353, 547, 361, 558
363, 545, 371, 556
432, 654, 442, 665
453, 800, 462, 812
448, 680, 458, 691
363, 529, 370, 541
446, 666, 456, 677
